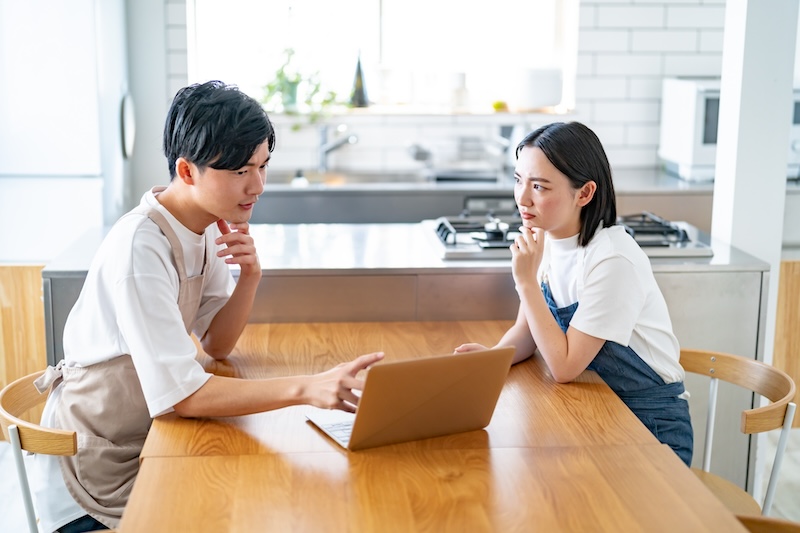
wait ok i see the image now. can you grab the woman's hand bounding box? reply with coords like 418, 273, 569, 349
216, 219, 261, 279
454, 343, 488, 354
511, 226, 545, 289
302, 352, 385, 412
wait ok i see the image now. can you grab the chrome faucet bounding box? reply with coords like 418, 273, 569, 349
318, 124, 358, 173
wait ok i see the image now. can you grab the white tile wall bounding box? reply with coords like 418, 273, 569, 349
166, 0, 188, 104
596, 6, 665, 28
666, 5, 726, 27
631, 30, 698, 52
699, 30, 725, 52
162, 0, 727, 173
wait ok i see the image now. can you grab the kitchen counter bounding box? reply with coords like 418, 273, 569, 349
43, 221, 767, 358
42, 220, 765, 276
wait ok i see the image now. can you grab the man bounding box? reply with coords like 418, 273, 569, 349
31, 81, 383, 532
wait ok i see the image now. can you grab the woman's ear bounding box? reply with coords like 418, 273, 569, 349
175, 157, 195, 185
577, 181, 597, 207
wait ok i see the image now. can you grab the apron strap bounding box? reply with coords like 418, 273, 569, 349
618, 380, 686, 402
33, 359, 65, 394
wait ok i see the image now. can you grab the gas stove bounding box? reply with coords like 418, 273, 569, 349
425, 211, 714, 260
430, 214, 521, 259
617, 212, 714, 257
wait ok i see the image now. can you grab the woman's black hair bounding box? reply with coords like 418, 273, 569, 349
515, 122, 616, 246
163, 80, 276, 179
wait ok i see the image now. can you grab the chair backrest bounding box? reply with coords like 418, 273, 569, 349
0, 370, 76, 455
680, 349, 797, 516
0, 370, 77, 533
738, 514, 800, 533
681, 349, 796, 435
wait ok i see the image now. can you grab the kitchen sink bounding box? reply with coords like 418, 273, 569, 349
267, 169, 507, 188
267, 171, 430, 187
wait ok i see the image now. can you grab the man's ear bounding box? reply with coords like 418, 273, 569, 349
577, 181, 597, 207
175, 157, 195, 185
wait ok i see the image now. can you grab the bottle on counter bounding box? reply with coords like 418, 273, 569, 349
350, 52, 368, 108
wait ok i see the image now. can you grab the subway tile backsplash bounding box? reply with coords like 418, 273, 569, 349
164, 0, 726, 172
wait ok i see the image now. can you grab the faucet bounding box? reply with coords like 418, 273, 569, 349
319, 124, 358, 173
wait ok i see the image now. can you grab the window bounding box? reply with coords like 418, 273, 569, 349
187, 0, 578, 113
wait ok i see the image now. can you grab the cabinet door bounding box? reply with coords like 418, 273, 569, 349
0, 0, 101, 176
656, 270, 764, 491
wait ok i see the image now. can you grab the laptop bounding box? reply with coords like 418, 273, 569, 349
306, 347, 515, 451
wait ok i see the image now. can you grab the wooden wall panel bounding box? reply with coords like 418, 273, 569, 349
0, 265, 46, 424
774, 260, 800, 428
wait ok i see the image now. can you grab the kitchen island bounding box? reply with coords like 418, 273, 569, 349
42, 220, 768, 494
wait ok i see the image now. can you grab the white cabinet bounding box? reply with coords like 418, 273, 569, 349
0, 0, 101, 176
0, 0, 130, 263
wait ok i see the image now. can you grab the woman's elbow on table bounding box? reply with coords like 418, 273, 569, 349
544, 359, 586, 384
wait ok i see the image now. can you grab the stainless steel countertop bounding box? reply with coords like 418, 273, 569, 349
261, 168, 716, 196
43, 222, 769, 278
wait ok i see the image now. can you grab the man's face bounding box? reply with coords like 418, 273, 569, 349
193, 142, 270, 226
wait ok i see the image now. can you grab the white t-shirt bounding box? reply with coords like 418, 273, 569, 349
541, 225, 684, 385
30, 188, 236, 532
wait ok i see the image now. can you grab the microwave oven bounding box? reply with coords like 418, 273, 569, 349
658, 77, 800, 181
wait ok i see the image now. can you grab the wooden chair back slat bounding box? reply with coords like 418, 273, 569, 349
680, 349, 797, 434
0, 371, 77, 456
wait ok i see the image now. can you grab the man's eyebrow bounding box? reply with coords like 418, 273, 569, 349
246, 155, 270, 166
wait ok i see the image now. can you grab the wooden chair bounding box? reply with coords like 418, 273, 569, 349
738, 514, 800, 533
0, 370, 77, 533
680, 349, 797, 517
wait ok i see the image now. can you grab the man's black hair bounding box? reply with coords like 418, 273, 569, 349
163, 80, 276, 179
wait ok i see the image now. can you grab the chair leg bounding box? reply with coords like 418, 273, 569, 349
9, 425, 39, 533
762, 402, 797, 516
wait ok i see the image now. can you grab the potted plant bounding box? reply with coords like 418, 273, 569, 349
262, 48, 338, 128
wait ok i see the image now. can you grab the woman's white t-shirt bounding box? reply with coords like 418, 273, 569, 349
542, 225, 684, 384
30, 188, 236, 532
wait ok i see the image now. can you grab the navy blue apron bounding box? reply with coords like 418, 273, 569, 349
542, 281, 693, 466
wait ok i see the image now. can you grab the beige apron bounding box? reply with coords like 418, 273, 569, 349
35, 205, 209, 528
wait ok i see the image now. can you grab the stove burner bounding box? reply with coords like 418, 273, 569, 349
428, 211, 713, 259
435, 212, 521, 247
617, 212, 691, 247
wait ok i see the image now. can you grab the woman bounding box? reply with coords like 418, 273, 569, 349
455, 122, 693, 466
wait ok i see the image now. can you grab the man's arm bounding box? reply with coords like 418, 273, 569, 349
200, 219, 261, 359
173, 352, 384, 417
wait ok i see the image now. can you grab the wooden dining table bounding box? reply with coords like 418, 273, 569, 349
120, 321, 746, 532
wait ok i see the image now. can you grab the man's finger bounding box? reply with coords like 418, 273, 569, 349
217, 219, 232, 235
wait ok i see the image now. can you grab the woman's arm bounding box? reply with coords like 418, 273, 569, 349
498, 305, 538, 364
515, 282, 605, 382
512, 227, 605, 383
454, 306, 537, 364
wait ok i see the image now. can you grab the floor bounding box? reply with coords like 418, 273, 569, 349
1, 429, 799, 531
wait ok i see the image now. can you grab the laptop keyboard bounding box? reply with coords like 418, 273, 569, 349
323, 420, 354, 444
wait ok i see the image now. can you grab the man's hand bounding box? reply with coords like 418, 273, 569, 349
216, 219, 261, 278
303, 352, 385, 412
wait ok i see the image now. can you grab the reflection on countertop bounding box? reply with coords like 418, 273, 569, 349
263, 167, 717, 195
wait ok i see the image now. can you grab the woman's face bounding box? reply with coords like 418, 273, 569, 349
514, 146, 593, 240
